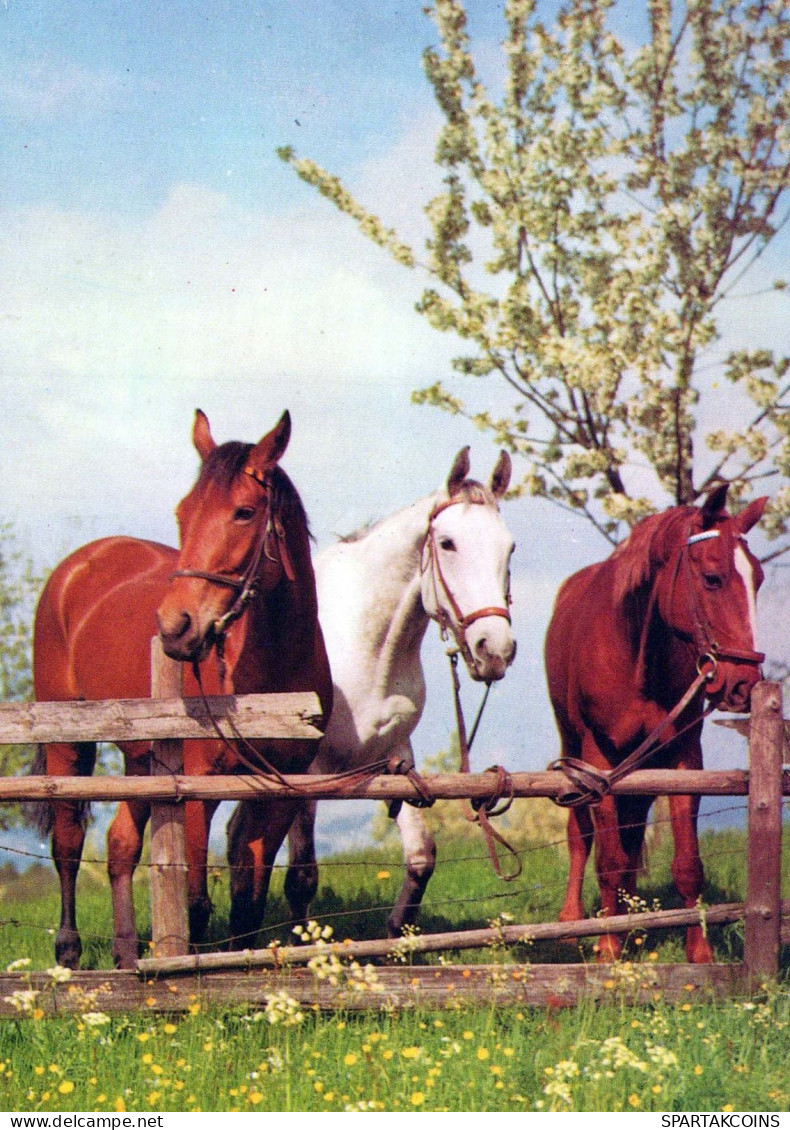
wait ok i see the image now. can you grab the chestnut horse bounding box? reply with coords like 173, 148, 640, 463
544, 485, 766, 962
32, 410, 332, 968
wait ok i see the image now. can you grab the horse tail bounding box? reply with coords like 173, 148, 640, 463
24, 742, 96, 836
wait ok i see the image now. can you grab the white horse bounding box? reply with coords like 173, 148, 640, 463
226, 446, 517, 941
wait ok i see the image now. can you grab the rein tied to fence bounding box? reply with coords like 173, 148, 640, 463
418, 494, 520, 880
447, 650, 522, 882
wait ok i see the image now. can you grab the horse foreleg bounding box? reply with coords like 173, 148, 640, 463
558, 805, 594, 925
387, 804, 436, 937
669, 791, 713, 963
51, 800, 87, 969
228, 799, 300, 949
107, 795, 150, 969
591, 791, 632, 962
184, 799, 219, 945
284, 799, 319, 925
45, 741, 95, 969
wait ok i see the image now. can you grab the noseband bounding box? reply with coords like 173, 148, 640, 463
168, 464, 296, 641
421, 495, 511, 668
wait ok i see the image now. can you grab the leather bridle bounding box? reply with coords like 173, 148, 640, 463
550, 520, 764, 808
669, 524, 764, 694
421, 495, 512, 671
168, 463, 296, 645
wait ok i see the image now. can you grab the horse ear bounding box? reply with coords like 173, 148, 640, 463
247, 410, 292, 474
489, 451, 511, 499
447, 447, 471, 497
193, 409, 217, 462
734, 495, 768, 535
700, 483, 730, 529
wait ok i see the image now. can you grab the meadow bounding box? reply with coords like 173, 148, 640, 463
0, 805, 788, 1113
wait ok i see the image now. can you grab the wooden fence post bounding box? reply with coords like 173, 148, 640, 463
149, 637, 189, 959
744, 680, 784, 985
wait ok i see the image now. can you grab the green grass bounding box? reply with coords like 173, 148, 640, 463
1, 979, 789, 1111
0, 822, 789, 1112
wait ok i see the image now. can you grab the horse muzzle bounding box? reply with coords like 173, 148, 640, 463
156, 607, 216, 663
703, 650, 764, 714
466, 618, 517, 683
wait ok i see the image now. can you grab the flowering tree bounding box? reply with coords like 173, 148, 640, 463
279, 0, 790, 551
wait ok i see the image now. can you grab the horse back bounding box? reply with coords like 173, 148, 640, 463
34, 536, 177, 704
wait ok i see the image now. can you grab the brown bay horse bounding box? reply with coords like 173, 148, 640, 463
544, 485, 766, 962
32, 410, 332, 968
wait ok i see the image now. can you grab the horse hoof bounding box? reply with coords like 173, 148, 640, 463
594, 935, 622, 963
113, 937, 140, 970
687, 939, 714, 964
189, 898, 213, 945
55, 930, 82, 970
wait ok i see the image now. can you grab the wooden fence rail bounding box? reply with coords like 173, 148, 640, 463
0, 767, 778, 803
0, 658, 785, 1003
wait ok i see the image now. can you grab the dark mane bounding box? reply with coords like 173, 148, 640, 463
198, 441, 311, 537
610, 505, 695, 607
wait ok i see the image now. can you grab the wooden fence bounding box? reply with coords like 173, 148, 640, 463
0, 644, 785, 1011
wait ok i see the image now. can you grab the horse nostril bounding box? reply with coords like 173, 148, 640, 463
158, 610, 192, 641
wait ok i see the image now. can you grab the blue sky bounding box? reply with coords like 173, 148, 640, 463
2, 0, 786, 854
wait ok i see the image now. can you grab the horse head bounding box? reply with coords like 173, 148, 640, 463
421, 447, 517, 682
157, 409, 293, 662
615, 485, 767, 713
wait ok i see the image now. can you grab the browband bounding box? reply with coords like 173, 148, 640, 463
687, 530, 720, 545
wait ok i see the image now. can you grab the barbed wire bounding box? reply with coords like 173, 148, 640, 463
0, 798, 768, 959
0, 799, 754, 872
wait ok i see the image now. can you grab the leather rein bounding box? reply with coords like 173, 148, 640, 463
550, 523, 764, 809
423, 494, 522, 881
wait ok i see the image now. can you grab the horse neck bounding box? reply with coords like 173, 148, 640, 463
231, 520, 320, 695
619, 561, 696, 703
350, 494, 439, 699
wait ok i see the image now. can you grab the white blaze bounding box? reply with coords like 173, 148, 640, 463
734, 544, 759, 648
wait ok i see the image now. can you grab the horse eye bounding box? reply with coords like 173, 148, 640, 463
439, 537, 456, 552
233, 506, 256, 523
703, 573, 723, 590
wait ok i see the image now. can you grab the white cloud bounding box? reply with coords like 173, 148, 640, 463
0, 56, 120, 119
0, 177, 474, 564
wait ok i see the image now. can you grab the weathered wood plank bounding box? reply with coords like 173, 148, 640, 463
137, 902, 746, 975
0, 963, 748, 1015
0, 768, 765, 804
148, 640, 189, 960
744, 682, 784, 984
0, 692, 324, 744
